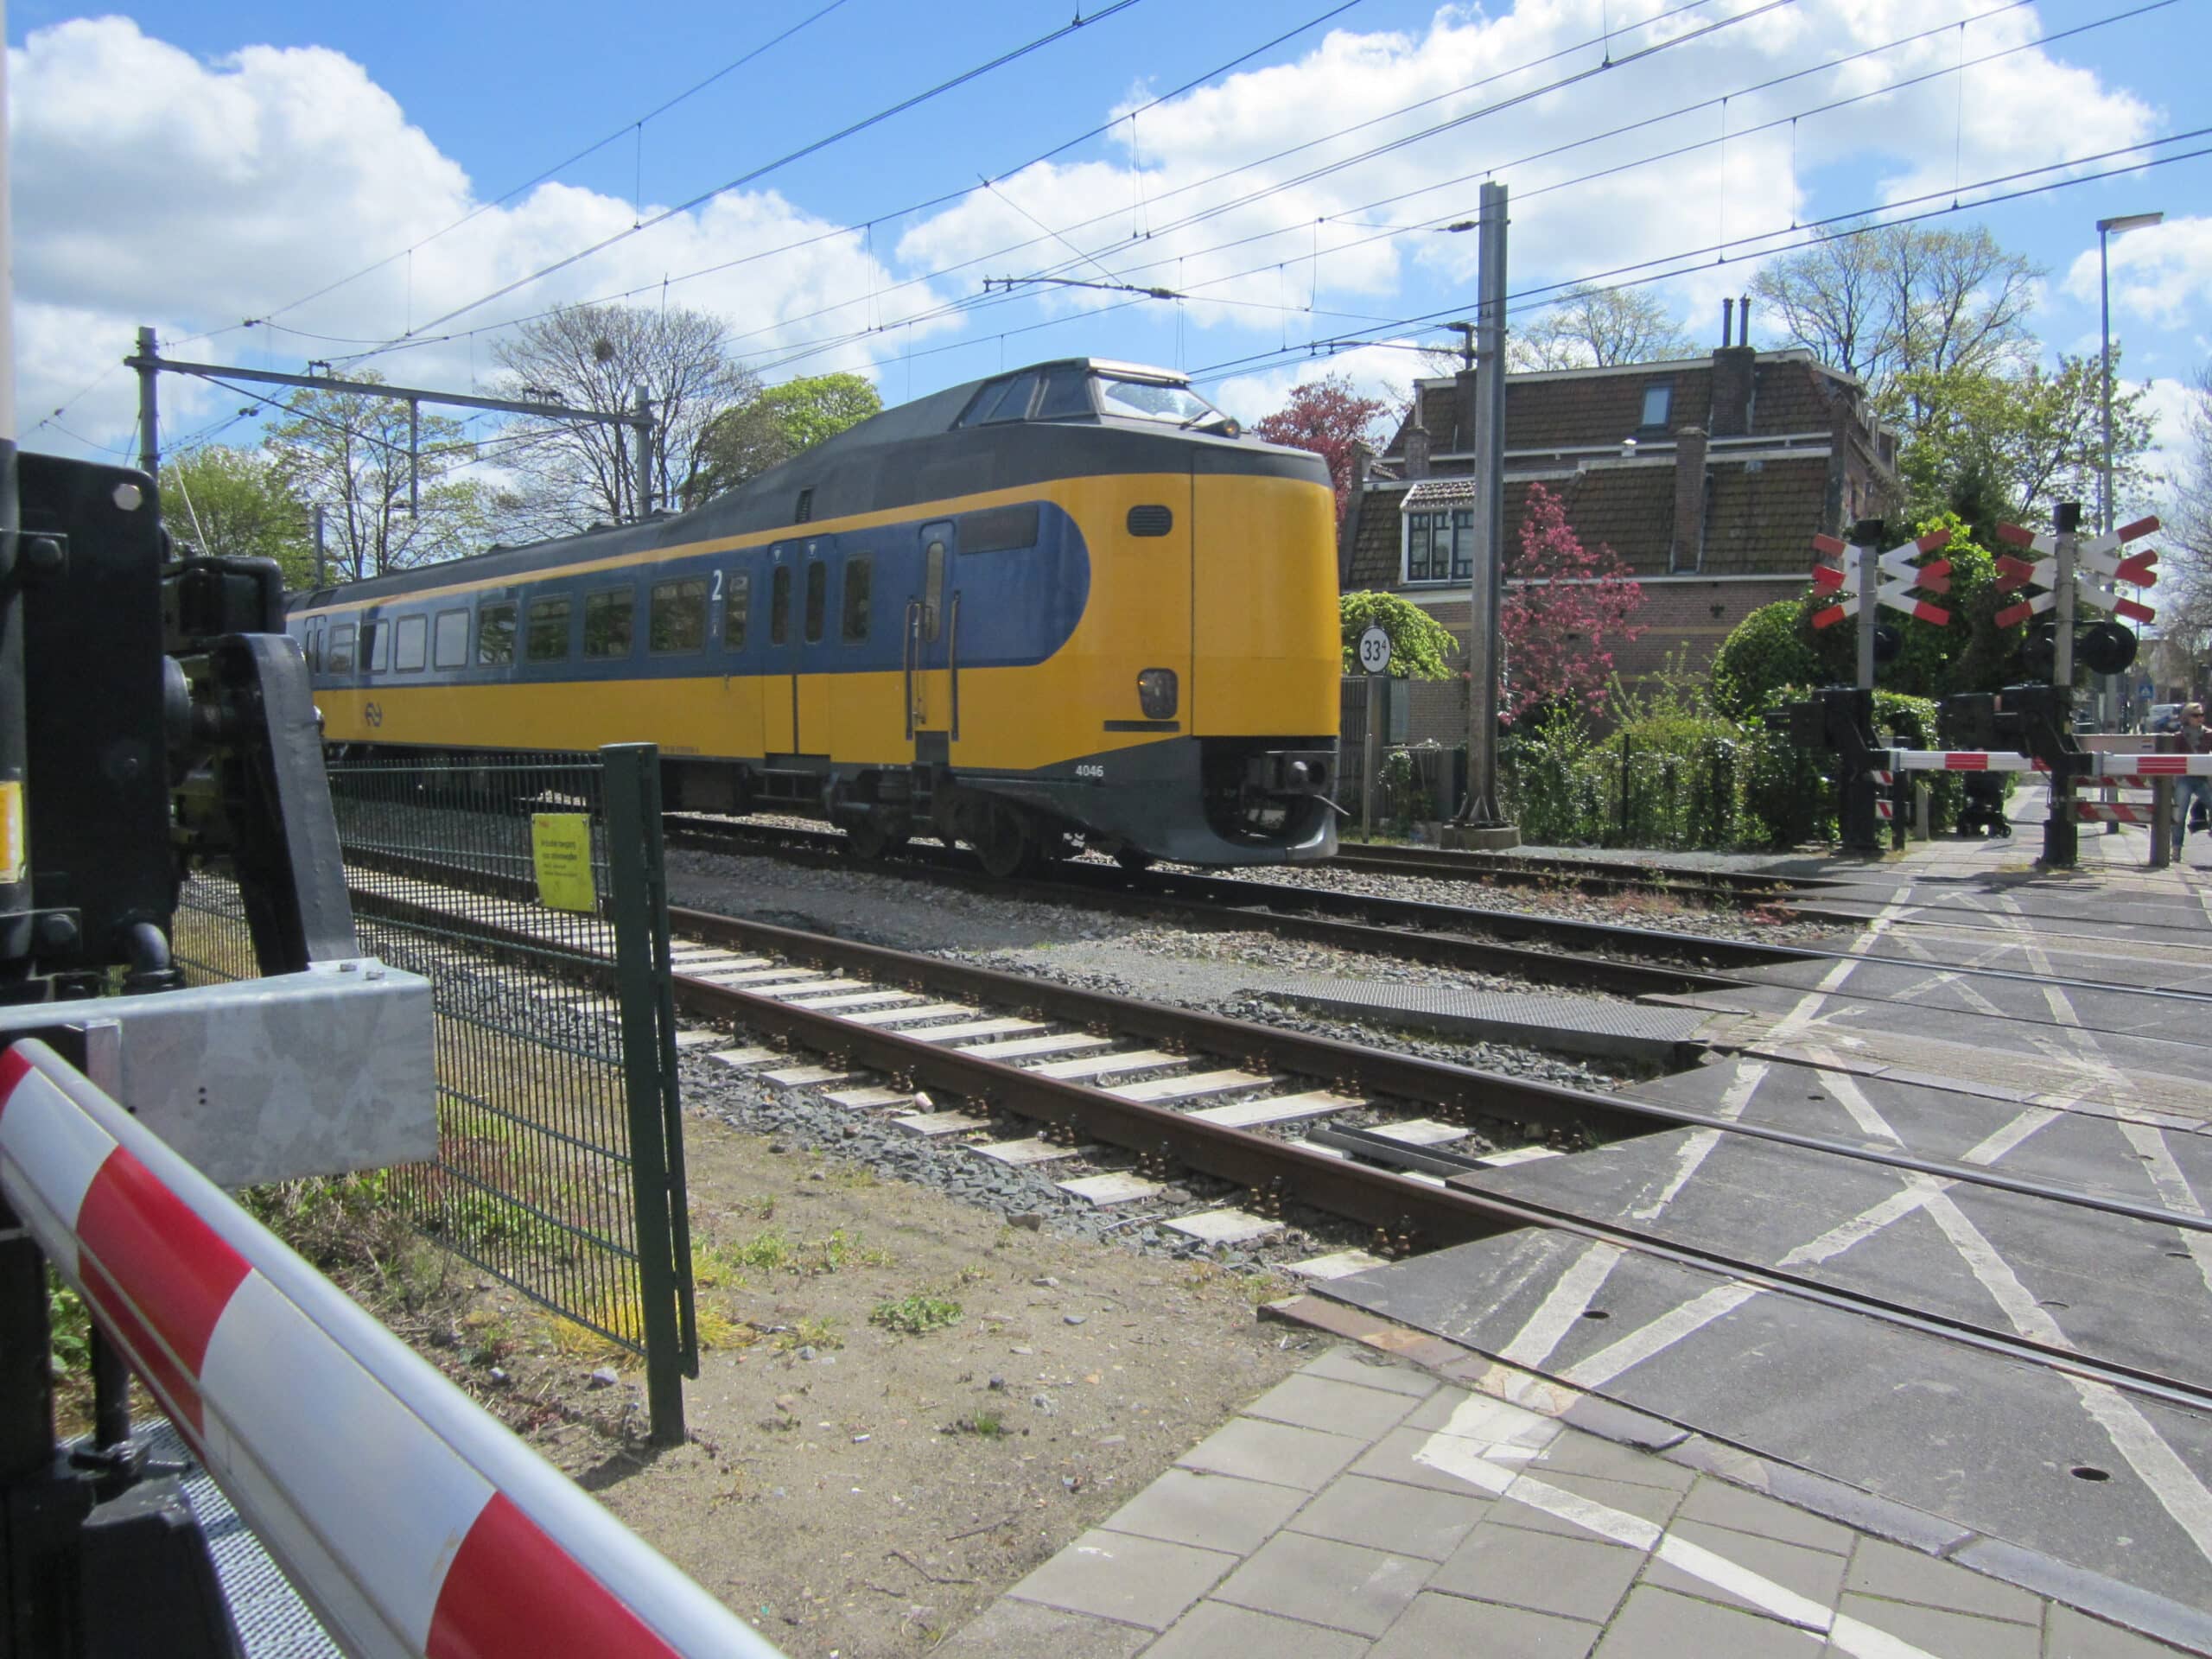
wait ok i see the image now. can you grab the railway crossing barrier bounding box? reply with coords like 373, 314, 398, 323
0, 1037, 780, 1659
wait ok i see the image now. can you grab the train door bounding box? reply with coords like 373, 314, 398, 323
763, 544, 797, 754
792, 543, 832, 754
905, 520, 955, 761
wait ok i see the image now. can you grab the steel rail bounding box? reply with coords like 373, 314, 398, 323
1327, 841, 1840, 899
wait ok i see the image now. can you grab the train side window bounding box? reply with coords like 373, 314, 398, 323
922, 540, 945, 643
978, 372, 1037, 424
361, 620, 389, 674
650, 577, 708, 654
327, 623, 357, 675
842, 555, 872, 642
433, 608, 469, 670
1034, 366, 1093, 419
584, 589, 635, 659
723, 571, 750, 650
476, 602, 517, 665
804, 562, 827, 645
394, 614, 429, 671
770, 567, 791, 645
527, 596, 572, 662
960, 503, 1039, 554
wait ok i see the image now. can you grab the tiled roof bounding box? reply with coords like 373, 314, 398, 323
1347, 483, 1408, 587
1402, 478, 1482, 509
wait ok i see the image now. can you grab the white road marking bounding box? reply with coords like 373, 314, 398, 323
1413, 1404, 1940, 1659
1558, 1282, 1762, 1391
1960, 1106, 2061, 1166
1498, 1242, 1625, 1370
1914, 1185, 2212, 1570
1630, 1061, 1769, 1223
1779, 1178, 1948, 1268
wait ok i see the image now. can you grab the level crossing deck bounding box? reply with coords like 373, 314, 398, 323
948, 797, 2212, 1656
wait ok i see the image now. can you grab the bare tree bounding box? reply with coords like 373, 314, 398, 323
2167, 363, 2212, 674
1751, 223, 2039, 415
267, 379, 486, 582
489, 302, 760, 534
1421, 285, 1697, 379
1509, 285, 1698, 372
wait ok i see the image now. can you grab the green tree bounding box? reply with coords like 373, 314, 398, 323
267, 378, 486, 582
159, 445, 314, 583
1339, 590, 1459, 678
1896, 352, 2155, 527
689, 372, 885, 505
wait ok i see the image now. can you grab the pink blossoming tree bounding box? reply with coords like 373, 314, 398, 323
1498, 482, 1646, 723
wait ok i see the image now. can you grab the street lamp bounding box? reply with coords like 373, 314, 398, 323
2096, 211, 2161, 732
2097, 211, 2163, 535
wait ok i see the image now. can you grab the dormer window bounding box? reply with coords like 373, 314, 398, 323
1640, 384, 1672, 430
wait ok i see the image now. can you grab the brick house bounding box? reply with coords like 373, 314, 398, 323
1338, 329, 1899, 741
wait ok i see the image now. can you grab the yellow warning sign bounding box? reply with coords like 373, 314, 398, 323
531, 813, 597, 912
0, 782, 23, 886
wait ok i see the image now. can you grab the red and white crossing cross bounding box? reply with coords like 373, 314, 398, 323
1808, 528, 1954, 631
1993, 515, 2159, 629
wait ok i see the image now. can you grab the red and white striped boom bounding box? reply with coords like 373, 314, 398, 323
0, 1039, 783, 1659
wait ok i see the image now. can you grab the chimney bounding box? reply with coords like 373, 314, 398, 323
1671, 424, 1709, 573
1738, 293, 1753, 345
1403, 397, 1432, 480
1338, 441, 1372, 585
1722, 297, 1735, 346
1710, 334, 1756, 439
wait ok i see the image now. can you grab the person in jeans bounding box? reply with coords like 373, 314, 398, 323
2172, 703, 2212, 859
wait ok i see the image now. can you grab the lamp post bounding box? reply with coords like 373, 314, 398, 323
2096, 211, 2162, 731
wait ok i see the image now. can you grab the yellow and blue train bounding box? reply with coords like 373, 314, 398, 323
288, 358, 1342, 875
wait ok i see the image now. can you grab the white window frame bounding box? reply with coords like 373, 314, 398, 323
1399, 507, 1475, 587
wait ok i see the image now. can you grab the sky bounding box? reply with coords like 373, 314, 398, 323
9, 0, 2209, 500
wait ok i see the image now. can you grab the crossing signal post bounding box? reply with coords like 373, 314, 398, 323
1807, 520, 1954, 853
1991, 501, 2158, 868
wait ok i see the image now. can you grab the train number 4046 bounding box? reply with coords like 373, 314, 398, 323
1074, 764, 1105, 779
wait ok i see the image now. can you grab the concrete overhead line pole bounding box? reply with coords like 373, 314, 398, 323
124, 336, 662, 524
1460, 180, 1515, 844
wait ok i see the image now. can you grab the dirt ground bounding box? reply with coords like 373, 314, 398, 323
426, 1108, 1323, 1656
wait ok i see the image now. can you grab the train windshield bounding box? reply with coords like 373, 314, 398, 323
1096, 376, 1229, 430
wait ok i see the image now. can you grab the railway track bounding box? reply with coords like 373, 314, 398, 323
663, 814, 2212, 1012
660, 814, 1802, 992
349, 851, 2212, 1417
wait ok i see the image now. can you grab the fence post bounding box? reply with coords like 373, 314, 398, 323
2151, 778, 2173, 870
601, 743, 696, 1446
1618, 734, 1632, 846
1360, 676, 1381, 843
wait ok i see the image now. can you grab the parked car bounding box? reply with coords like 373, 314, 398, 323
2146, 702, 2183, 734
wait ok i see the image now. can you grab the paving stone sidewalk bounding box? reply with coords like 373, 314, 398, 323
940, 1344, 2193, 1658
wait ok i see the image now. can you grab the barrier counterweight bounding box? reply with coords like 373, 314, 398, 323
0, 1039, 781, 1659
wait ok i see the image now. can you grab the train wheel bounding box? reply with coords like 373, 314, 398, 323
973, 801, 1038, 880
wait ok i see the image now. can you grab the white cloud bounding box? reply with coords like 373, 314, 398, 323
892, 0, 2158, 365
2142, 372, 2199, 496
10, 18, 949, 458
2063, 215, 2212, 330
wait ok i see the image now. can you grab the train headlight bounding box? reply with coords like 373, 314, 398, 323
1137, 668, 1179, 721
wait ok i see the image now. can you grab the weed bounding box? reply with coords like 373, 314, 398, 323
871, 1293, 963, 1335
773, 1316, 843, 1352
721, 1228, 799, 1273
47, 1271, 89, 1380
712, 1226, 892, 1277
954, 1409, 1005, 1438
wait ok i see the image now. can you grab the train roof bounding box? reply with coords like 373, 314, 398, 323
290, 359, 1317, 610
